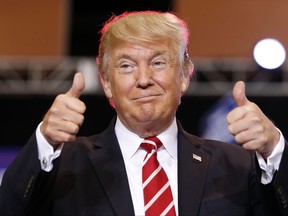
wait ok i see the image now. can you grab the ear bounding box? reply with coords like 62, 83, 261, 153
180, 61, 194, 95
180, 75, 190, 95
99, 73, 113, 99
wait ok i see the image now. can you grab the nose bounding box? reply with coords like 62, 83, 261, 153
135, 64, 153, 88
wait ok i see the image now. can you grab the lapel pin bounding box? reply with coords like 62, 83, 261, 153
193, 154, 202, 162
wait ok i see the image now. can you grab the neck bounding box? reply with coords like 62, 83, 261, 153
118, 116, 175, 138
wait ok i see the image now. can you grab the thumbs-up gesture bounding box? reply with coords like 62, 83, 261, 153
40, 72, 86, 147
226, 81, 280, 159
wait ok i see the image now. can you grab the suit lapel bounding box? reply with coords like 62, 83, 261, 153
178, 128, 210, 216
87, 121, 135, 216
84, 118, 210, 215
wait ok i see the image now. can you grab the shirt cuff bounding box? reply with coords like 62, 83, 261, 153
256, 128, 285, 184
36, 122, 63, 172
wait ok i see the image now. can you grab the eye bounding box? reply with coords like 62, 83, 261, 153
151, 59, 168, 70
117, 62, 136, 74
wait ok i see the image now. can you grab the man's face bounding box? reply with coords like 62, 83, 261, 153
100, 41, 189, 136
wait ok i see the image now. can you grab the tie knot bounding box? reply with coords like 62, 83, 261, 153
140, 136, 162, 153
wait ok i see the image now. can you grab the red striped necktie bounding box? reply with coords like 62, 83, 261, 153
141, 136, 176, 216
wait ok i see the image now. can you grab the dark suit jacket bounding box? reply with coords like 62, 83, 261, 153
1, 118, 288, 216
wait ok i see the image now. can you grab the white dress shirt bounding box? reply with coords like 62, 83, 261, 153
256, 128, 285, 184
115, 117, 178, 215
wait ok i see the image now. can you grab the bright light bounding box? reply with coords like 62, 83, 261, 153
253, 38, 286, 70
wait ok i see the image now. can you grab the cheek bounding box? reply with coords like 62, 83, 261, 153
166, 75, 183, 93
111, 77, 135, 98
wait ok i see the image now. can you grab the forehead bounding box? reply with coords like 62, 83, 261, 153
111, 41, 175, 59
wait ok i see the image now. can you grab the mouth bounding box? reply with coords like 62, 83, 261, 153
132, 94, 161, 101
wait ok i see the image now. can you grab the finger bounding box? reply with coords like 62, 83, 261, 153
228, 114, 249, 134
233, 81, 249, 107
232, 122, 259, 143
226, 106, 246, 127
48, 129, 77, 144
40, 118, 78, 146
53, 93, 86, 114
61, 108, 85, 125
66, 72, 85, 98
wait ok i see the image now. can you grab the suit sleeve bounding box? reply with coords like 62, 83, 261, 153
0, 132, 58, 215
272, 140, 288, 216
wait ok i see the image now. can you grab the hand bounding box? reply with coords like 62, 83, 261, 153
40, 72, 86, 147
226, 81, 280, 159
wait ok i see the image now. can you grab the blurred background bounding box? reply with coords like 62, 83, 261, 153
1, 0, 288, 182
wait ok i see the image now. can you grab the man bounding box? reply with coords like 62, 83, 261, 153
0, 10, 287, 216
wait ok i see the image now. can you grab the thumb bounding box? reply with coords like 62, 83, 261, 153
66, 72, 85, 98
233, 81, 249, 106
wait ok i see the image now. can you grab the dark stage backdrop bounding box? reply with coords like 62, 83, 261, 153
69, 0, 174, 57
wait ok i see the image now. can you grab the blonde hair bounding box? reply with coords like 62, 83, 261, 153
97, 10, 194, 78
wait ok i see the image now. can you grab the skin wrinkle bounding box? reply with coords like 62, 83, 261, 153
100, 41, 189, 138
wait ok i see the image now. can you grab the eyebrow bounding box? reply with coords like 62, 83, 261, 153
115, 50, 169, 62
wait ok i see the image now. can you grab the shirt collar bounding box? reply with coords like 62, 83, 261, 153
115, 117, 178, 160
